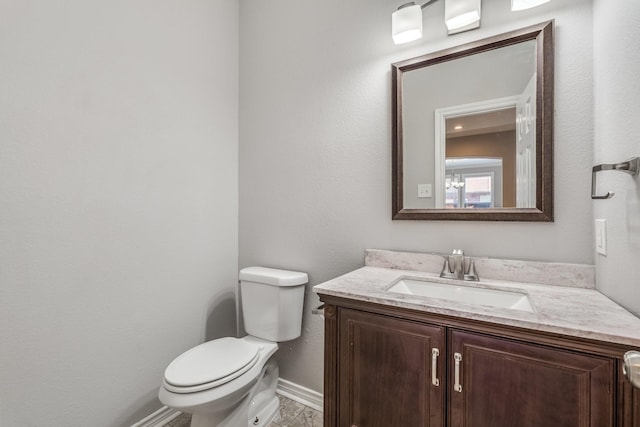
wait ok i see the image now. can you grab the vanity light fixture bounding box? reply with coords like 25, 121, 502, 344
511, 0, 550, 11
392, 0, 550, 44
392, 0, 481, 44
445, 0, 481, 34
392, 0, 436, 45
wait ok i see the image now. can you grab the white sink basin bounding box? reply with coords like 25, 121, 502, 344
387, 278, 534, 312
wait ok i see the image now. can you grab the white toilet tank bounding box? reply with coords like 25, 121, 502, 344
239, 267, 308, 342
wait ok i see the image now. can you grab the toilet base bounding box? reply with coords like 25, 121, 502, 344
188, 395, 279, 427
189, 398, 249, 427
248, 395, 279, 427
187, 358, 280, 427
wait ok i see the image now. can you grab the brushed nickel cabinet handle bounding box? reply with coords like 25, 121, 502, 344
624, 351, 640, 389
454, 352, 463, 393
431, 348, 440, 386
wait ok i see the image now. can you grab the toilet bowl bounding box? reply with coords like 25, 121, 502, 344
158, 267, 308, 427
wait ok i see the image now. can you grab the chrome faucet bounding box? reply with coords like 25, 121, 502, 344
440, 249, 479, 281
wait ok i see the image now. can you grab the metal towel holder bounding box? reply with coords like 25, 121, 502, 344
591, 157, 640, 199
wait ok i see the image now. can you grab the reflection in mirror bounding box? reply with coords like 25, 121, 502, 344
392, 21, 553, 221
406, 41, 535, 210
445, 157, 504, 208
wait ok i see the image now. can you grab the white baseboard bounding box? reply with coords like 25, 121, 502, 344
132, 379, 323, 427
130, 406, 182, 427
276, 378, 323, 412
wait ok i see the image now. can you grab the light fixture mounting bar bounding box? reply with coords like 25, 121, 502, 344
396, 0, 438, 11
420, 0, 439, 9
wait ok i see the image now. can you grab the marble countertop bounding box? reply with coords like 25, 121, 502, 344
314, 265, 640, 348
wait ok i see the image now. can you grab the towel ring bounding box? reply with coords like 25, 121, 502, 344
591, 157, 640, 199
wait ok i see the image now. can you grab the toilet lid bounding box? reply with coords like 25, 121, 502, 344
164, 337, 261, 389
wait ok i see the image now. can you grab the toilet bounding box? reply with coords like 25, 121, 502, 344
158, 267, 308, 427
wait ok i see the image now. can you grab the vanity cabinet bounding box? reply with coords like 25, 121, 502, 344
321, 297, 638, 427
448, 330, 613, 427
338, 308, 445, 427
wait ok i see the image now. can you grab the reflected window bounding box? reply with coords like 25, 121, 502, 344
445, 158, 501, 208
463, 173, 494, 208
446, 173, 494, 208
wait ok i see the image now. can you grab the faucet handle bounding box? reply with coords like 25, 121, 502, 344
440, 258, 452, 275
463, 258, 480, 282
440, 258, 457, 279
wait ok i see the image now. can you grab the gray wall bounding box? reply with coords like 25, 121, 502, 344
593, 0, 640, 316
0, 1, 239, 425
240, 0, 594, 393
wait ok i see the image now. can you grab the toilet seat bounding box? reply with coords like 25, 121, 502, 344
163, 337, 262, 394
159, 336, 279, 412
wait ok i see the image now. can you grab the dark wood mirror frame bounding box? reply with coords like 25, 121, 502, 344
392, 21, 554, 221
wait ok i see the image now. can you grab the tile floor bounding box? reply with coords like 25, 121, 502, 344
163, 395, 322, 427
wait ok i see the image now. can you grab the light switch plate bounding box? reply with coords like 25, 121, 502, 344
595, 219, 607, 256
418, 184, 432, 198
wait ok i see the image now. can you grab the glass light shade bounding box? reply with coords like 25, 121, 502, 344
392, 4, 423, 45
511, 0, 550, 11
445, 0, 481, 31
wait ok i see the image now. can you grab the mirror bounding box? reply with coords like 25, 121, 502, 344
392, 21, 554, 221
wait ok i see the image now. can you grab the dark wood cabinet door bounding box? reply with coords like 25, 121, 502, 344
449, 329, 615, 427
339, 308, 445, 427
